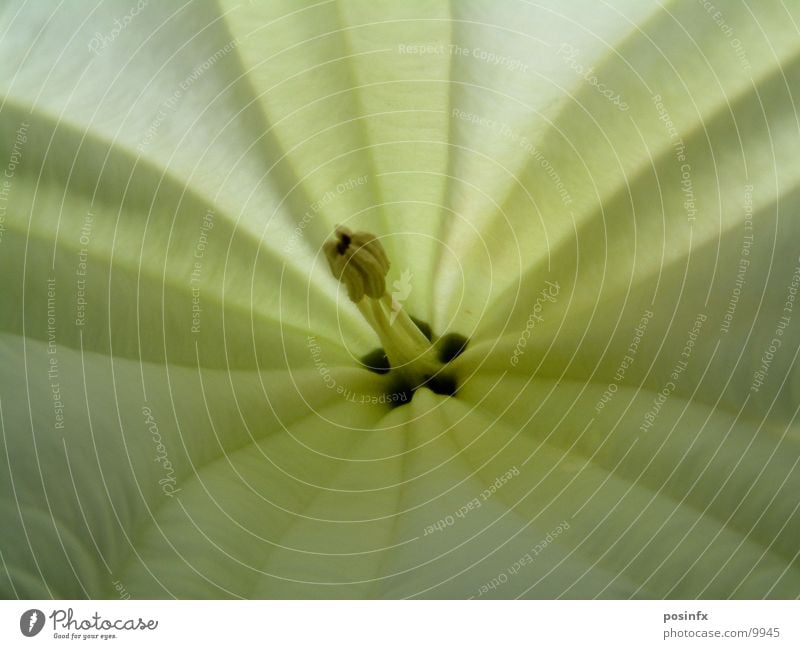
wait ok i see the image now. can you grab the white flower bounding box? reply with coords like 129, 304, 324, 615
0, 0, 798, 598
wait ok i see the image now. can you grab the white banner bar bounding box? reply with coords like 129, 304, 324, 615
1, 600, 797, 648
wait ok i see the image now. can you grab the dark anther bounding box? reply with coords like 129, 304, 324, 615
425, 373, 458, 396
360, 321, 466, 407
387, 375, 416, 409
336, 232, 351, 255
436, 333, 469, 363
410, 316, 434, 342
360, 348, 391, 374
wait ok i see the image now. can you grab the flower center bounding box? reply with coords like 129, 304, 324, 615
324, 227, 468, 405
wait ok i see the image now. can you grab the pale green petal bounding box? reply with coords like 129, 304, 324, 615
460, 0, 800, 340
1, 0, 799, 600
0, 333, 385, 597
0, 0, 367, 345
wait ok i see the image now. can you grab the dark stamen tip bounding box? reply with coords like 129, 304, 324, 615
336, 233, 351, 255
436, 333, 469, 363
425, 373, 458, 396
360, 348, 391, 374
387, 375, 415, 409
410, 316, 434, 342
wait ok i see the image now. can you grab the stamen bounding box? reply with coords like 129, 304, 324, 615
324, 227, 444, 390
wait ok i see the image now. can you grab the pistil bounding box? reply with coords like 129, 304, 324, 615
324, 226, 443, 389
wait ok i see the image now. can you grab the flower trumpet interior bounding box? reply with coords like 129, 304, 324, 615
0, 0, 799, 599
